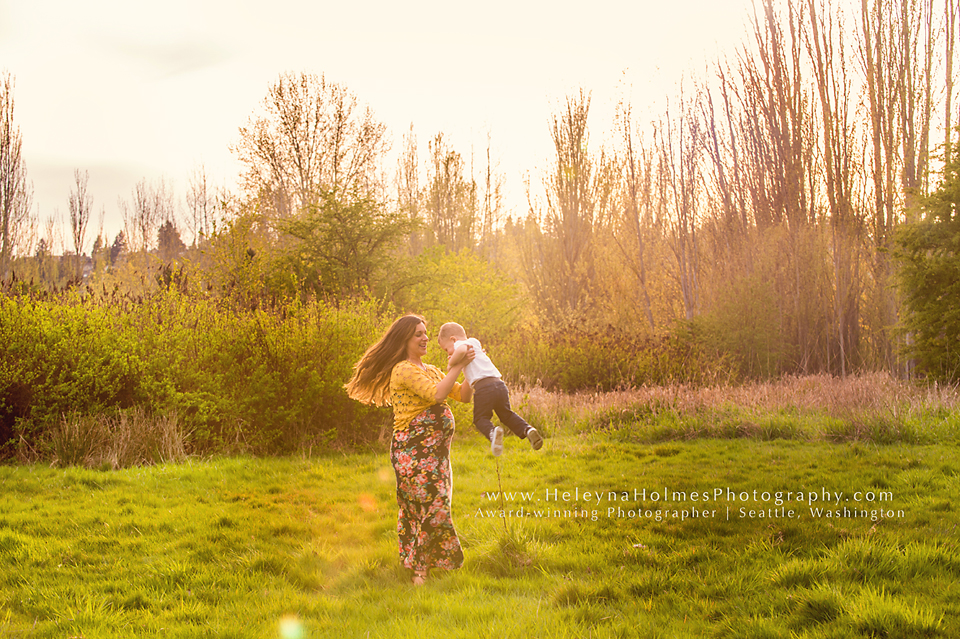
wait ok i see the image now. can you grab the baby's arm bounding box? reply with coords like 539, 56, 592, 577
447, 342, 470, 369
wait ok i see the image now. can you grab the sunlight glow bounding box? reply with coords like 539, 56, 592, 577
358, 493, 378, 512
279, 614, 304, 639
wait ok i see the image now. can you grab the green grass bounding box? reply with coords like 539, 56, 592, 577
2, 424, 960, 638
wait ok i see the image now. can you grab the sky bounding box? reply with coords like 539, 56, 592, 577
0, 0, 754, 250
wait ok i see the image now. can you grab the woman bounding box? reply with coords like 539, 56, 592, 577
345, 315, 473, 585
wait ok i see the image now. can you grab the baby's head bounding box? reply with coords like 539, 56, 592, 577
437, 322, 467, 355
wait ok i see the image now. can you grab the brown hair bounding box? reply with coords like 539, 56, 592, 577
344, 314, 425, 406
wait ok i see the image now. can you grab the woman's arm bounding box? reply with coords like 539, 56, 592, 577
434, 346, 476, 402
434, 366, 463, 402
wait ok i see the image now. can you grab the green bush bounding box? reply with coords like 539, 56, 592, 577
894, 135, 960, 381
0, 294, 164, 450
0, 289, 390, 459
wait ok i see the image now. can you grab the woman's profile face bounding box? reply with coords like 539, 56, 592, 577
405, 322, 429, 360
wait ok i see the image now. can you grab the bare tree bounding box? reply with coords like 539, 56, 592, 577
590, 0, 953, 378
737, 0, 824, 371
396, 127, 419, 212
477, 133, 506, 261
701, 68, 751, 259
658, 92, 703, 321
805, 0, 866, 375
522, 90, 614, 325
900, 0, 935, 206
743, 0, 815, 230
0, 72, 33, 280
945, 0, 957, 165
186, 164, 225, 246
234, 72, 388, 218
120, 177, 174, 270
395, 124, 428, 257
68, 169, 93, 280
423, 133, 477, 252
614, 100, 658, 331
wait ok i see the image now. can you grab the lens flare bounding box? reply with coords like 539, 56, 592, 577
279, 614, 304, 639
358, 492, 377, 512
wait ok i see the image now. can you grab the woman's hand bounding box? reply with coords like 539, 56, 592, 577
436, 345, 476, 402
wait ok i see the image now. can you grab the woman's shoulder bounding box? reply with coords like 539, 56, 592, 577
391, 359, 437, 378
390, 360, 414, 379
391, 360, 443, 385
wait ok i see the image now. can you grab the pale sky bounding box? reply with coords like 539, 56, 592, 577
0, 0, 752, 250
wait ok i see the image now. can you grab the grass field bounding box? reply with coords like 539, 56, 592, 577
2, 375, 960, 638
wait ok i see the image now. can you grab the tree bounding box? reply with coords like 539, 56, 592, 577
109, 231, 126, 266
34, 221, 61, 285
476, 133, 507, 261
0, 72, 33, 280
34, 238, 50, 281
186, 164, 225, 246
945, 0, 957, 166
611, 102, 661, 333
157, 220, 186, 262
90, 234, 103, 261
523, 90, 614, 326
423, 133, 477, 252
393, 246, 525, 340
280, 190, 416, 297
806, 0, 864, 375
859, 0, 938, 371
396, 125, 423, 254
894, 136, 960, 380
119, 177, 174, 268
729, 0, 825, 373
68, 169, 93, 280
659, 91, 703, 322
234, 72, 388, 218
90, 233, 109, 278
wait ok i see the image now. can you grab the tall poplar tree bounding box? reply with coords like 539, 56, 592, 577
0, 72, 32, 280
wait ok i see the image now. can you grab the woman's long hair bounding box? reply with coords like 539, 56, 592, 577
344, 314, 425, 406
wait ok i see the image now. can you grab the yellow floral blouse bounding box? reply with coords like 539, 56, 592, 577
390, 360, 463, 431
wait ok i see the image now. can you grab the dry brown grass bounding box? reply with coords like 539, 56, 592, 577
45, 408, 189, 468
513, 373, 960, 441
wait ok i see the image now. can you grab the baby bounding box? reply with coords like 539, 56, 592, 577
437, 322, 542, 456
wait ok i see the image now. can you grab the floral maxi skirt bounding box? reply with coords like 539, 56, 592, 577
390, 404, 464, 574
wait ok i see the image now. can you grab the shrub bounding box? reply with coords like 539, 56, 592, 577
0, 293, 166, 451
894, 139, 960, 382
0, 288, 390, 460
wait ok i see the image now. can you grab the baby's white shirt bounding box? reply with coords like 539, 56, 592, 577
455, 337, 501, 385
